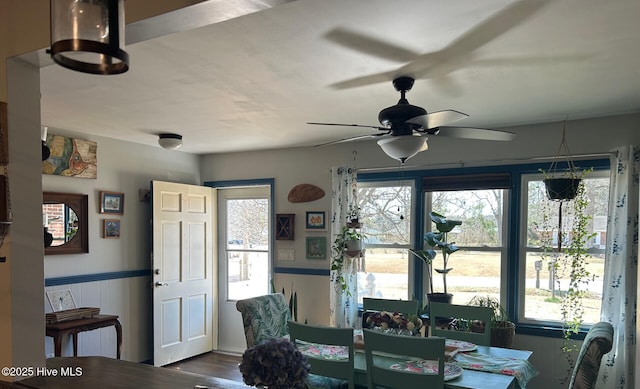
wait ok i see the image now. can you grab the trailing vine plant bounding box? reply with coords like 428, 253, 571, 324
557, 179, 597, 359
539, 167, 596, 383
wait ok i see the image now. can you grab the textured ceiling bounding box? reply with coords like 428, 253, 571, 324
38, 0, 640, 154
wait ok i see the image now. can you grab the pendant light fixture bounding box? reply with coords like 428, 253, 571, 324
49, 0, 129, 75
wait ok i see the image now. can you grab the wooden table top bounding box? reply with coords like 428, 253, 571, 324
45, 315, 118, 330
12, 357, 251, 389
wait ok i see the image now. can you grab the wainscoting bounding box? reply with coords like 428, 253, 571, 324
44, 271, 151, 362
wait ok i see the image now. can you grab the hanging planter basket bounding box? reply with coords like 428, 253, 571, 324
543, 120, 582, 202
543, 177, 582, 201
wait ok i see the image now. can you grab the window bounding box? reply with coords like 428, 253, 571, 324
357, 182, 413, 302
424, 187, 508, 306
223, 193, 271, 301
358, 160, 610, 336
520, 171, 609, 326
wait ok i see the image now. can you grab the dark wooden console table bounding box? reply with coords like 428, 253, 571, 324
45, 315, 122, 359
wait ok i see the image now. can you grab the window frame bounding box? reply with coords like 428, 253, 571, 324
515, 168, 610, 334
356, 179, 417, 302
423, 188, 510, 306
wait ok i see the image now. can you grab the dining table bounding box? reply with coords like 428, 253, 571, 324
352, 342, 533, 389
290, 329, 536, 389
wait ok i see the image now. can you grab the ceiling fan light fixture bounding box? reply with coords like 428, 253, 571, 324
158, 133, 183, 150
49, 0, 129, 75
377, 135, 427, 163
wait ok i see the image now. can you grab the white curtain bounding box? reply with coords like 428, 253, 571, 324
596, 145, 639, 389
329, 165, 359, 328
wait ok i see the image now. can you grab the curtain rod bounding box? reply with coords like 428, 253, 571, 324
358, 152, 613, 173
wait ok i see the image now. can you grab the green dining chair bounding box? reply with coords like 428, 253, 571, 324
288, 321, 355, 389
363, 329, 445, 389
363, 297, 419, 316
429, 302, 493, 346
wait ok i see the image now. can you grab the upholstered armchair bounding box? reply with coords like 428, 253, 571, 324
235, 293, 291, 348
568, 321, 614, 389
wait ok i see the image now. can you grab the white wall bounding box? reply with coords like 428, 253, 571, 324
200, 112, 640, 389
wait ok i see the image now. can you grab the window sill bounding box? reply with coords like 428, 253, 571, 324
515, 323, 588, 340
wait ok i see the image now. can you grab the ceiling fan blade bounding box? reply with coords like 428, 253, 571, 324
307, 122, 387, 131
314, 132, 389, 148
329, 69, 400, 90
406, 110, 468, 129
325, 0, 551, 91
324, 27, 420, 63
445, 0, 551, 56
434, 126, 516, 141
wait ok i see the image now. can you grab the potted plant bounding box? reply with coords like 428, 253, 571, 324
410, 211, 462, 304
467, 295, 516, 348
239, 338, 310, 389
543, 119, 582, 201
344, 226, 365, 252
330, 225, 366, 294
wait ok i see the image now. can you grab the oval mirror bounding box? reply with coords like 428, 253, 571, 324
43, 192, 88, 255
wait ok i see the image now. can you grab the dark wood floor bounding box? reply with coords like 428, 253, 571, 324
164, 351, 244, 383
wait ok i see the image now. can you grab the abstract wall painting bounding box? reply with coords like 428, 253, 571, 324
42, 134, 97, 179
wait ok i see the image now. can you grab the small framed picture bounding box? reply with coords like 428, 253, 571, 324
305, 211, 326, 230
100, 191, 125, 215
103, 219, 121, 239
46, 290, 77, 312
306, 236, 327, 260
276, 213, 295, 240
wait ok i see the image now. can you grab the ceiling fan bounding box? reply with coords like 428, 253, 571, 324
308, 76, 515, 163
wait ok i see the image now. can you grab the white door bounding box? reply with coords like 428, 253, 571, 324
217, 186, 271, 353
152, 180, 217, 366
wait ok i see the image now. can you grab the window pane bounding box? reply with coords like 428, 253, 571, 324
226, 198, 269, 300
227, 199, 269, 248
227, 251, 269, 300
358, 247, 409, 302
359, 185, 411, 246
431, 190, 504, 247
523, 176, 608, 324
357, 184, 412, 303
434, 250, 502, 305
427, 190, 505, 301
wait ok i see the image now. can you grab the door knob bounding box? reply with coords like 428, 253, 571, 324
155, 281, 168, 287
